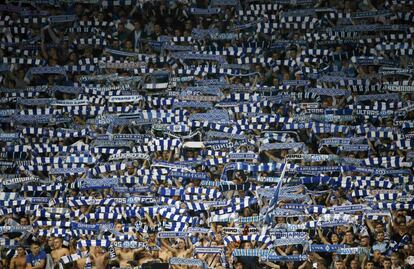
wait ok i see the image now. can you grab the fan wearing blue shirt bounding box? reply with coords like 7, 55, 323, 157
26, 242, 46, 269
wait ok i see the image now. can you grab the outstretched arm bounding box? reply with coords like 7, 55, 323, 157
262, 261, 280, 269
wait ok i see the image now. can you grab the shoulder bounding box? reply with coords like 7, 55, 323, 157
26, 254, 33, 262
39, 250, 47, 259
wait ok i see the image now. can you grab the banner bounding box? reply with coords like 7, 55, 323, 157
108, 95, 143, 103
228, 152, 258, 160
169, 171, 210, 180
111, 241, 147, 249
157, 231, 189, 238
108, 153, 150, 161
2, 176, 39, 186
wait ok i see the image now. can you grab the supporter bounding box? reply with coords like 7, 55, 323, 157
90, 247, 109, 269
25, 242, 46, 269
50, 238, 70, 264
382, 257, 392, 269
390, 253, 403, 269
9, 246, 26, 269
372, 232, 390, 255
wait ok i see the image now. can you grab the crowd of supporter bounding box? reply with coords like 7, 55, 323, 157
0, 0, 413, 269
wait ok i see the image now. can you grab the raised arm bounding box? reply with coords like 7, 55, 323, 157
317, 228, 330, 245
365, 219, 376, 235
185, 237, 194, 253
160, 238, 177, 254
144, 212, 156, 229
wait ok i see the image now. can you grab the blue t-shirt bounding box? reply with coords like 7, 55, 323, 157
26, 250, 46, 267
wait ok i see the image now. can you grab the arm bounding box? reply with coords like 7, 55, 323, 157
40, 32, 49, 61
325, 191, 333, 206
264, 151, 279, 162
209, 255, 221, 268
365, 219, 375, 235
343, 254, 351, 265
144, 213, 156, 228
285, 245, 294, 255
10, 258, 16, 269
47, 26, 60, 43
167, 150, 174, 162
276, 247, 287, 256
30, 215, 39, 224
63, 248, 70, 256
160, 239, 176, 254
129, 3, 141, 17
336, 96, 347, 108
262, 261, 280, 269
298, 260, 311, 269
312, 252, 325, 263
83, 204, 93, 215
366, 139, 378, 155
143, 159, 150, 169
319, 145, 335, 155
317, 228, 330, 245
185, 237, 194, 254
89, 248, 97, 261
32, 259, 46, 269
211, 223, 217, 234
384, 215, 392, 236
53, 190, 60, 199
133, 247, 145, 255
0, 215, 8, 224
361, 253, 367, 269
251, 75, 259, 91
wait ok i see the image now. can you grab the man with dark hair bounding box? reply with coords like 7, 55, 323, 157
334, 260, 346, 269
382, 257, 392, 269
373, 231, 389, 254
10, 246, 26, 269
365, 260, 375, 269
26, 242, 46, 269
